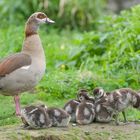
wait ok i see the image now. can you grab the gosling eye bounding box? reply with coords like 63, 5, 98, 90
79, 96, 85, 101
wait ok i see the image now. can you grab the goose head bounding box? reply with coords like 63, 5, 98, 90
25, 12, 55, 37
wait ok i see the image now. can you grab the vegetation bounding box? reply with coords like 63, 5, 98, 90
0, 0, 106, 30
0, 1, 140, 128
66, 5, 140, 90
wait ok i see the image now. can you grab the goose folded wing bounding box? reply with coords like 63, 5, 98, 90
0, 53, 31, 77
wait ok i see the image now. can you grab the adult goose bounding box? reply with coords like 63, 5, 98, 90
0, 12, 54, 116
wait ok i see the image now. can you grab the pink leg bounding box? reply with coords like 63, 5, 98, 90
14, 95, 21, 116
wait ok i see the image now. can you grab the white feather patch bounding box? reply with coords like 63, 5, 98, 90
29, 108, 38, 114
96, 104, 101, 112
37, 18, 46, 23
20, 65, 30, 70
40, 114, 45, 123
54, 110, 61, 116
84, 108, 90, 116
73, 100, 79, 104
65, 104, 71, 112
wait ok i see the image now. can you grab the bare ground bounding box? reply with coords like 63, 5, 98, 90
0, 122, 140, 140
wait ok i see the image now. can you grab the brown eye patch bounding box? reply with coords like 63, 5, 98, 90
37, 13, 46, 19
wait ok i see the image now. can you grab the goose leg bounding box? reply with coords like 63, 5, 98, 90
14, 95, 21, 116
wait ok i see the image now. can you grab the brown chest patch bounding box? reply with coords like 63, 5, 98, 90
25, 32, 37, 37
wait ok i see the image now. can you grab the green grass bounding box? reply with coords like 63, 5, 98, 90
0, 25, 140, 127
0, 70, 140, 126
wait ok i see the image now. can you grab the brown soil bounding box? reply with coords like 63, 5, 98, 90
0, 122, 140, 140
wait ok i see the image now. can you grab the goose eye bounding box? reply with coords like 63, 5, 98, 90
37, 14, 46, 19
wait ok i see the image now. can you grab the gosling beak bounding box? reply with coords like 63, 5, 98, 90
45, 17, 55, 24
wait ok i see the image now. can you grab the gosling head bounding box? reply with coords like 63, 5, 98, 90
25, 12, 55, 37
77, 89, 89, 102
93, 87, 106, 100
133, 92, 140, 110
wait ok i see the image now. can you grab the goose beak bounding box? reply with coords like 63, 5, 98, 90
45, 18, 55, 24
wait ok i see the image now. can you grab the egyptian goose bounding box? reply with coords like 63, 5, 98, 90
21, 105, 52, 129
77, 89, 95, 104
0, 12, 54, 116
45, 107, 71, 127
92, 87, 112, 123
76, 90, 95, 125
107, 88, 140, 125
93, 87, 129, 124
63, 89, 90, 122
96, 88, 139, 125
21, 105, 70, 129
63, 99, 80, 123
76, 102, 95, 125
63, 89, 83, 123
93, 87, 107, 101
